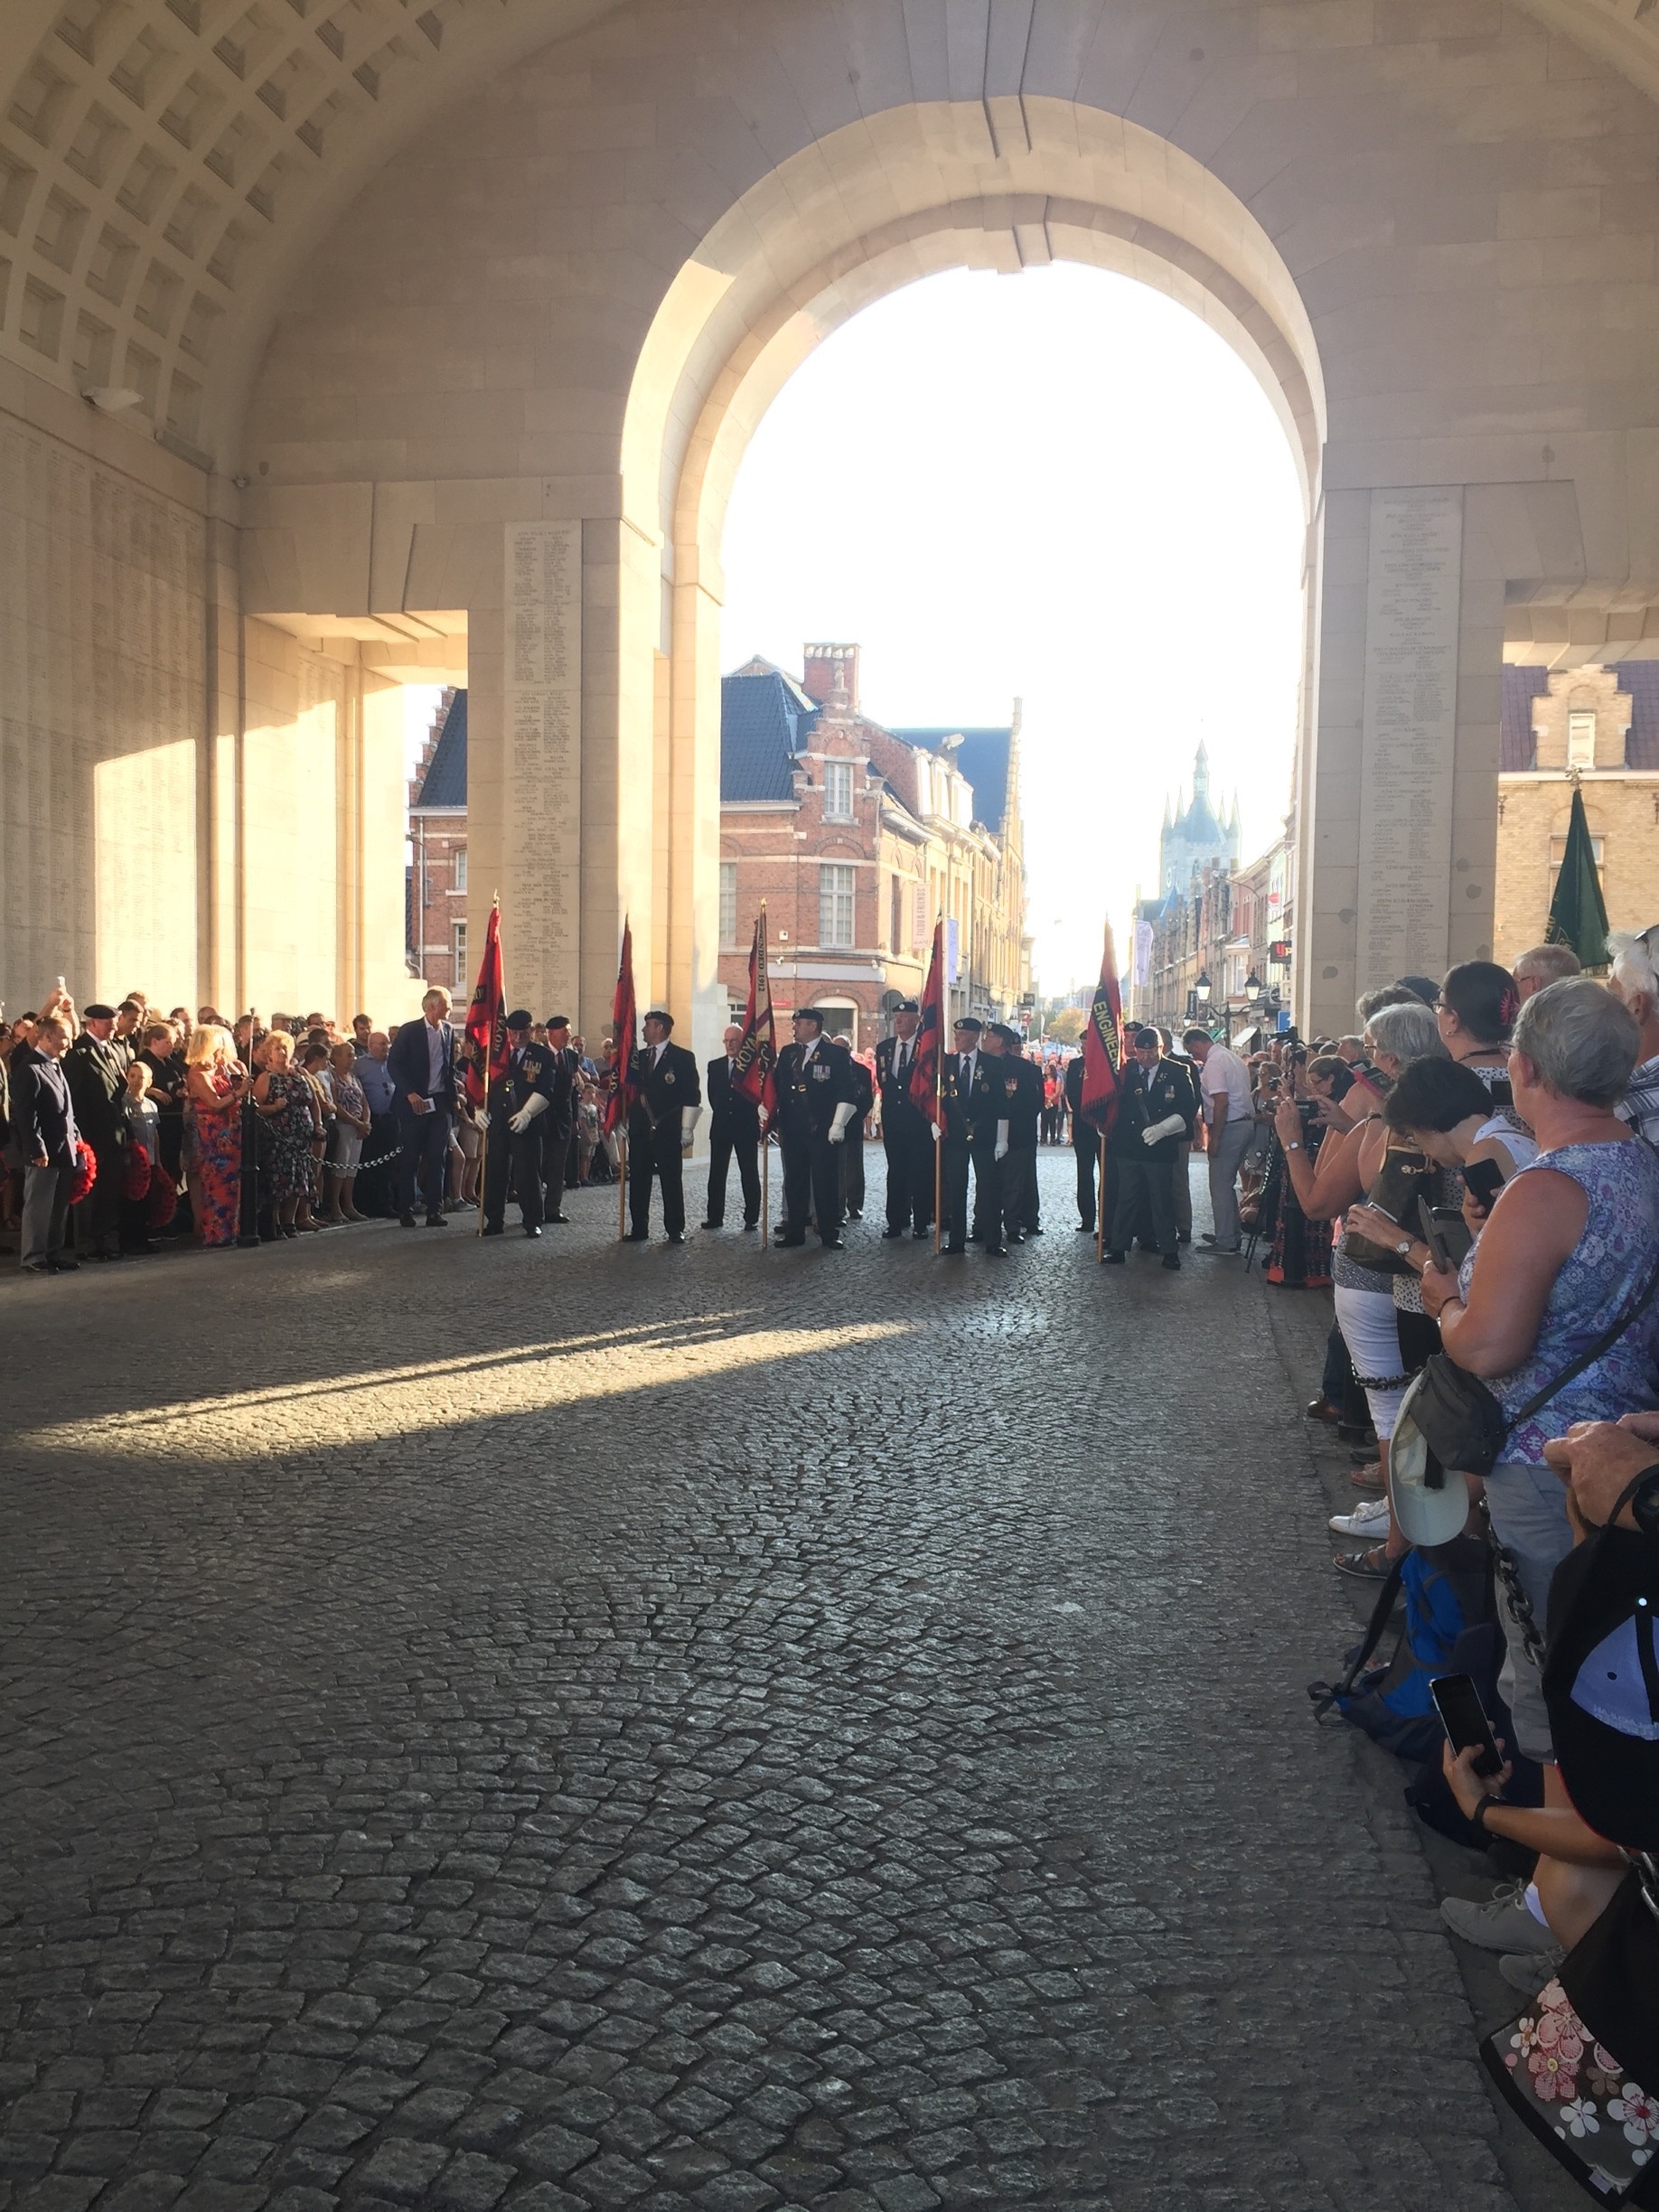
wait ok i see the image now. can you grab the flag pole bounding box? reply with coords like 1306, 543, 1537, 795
933, 914, 944, 1255
761, 1121, 770, 1250
1094, 1128, 1107, 1262
618, 1131, 627, 1239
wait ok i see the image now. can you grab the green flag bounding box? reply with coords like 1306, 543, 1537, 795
1545, 784, 1609, 970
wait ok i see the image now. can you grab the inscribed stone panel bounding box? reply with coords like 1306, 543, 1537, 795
503, 520, 581, 1008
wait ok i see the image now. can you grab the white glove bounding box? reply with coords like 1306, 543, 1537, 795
475, 1109, 490, 1132
932, 1121, 943, 1142
827, 1101, 856, 1145
680, 1103, 700, 1153
1141, 1113, 1186, 1148
509, 1093, 548, 1135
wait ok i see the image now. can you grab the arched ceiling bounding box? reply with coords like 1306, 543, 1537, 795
1, 0, 1658, 477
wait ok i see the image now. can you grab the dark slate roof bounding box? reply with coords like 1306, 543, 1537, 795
888, 727, 1012, 832
721, 666, 819, 801
414, 691, 466, 807
1501, 661, 1659, 771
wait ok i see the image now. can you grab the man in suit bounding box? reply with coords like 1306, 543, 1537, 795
537, 1015, 578, 1223
703, 1023, 761, 1231
1064, 1050, 1102, 1234
772, 1009, 857, 1249
64, 1003, 129, 1260
14, 1015, 81, 1273
941, 1017, 1008, 1258
1158, 1027, 1202, 1245
1102, 1030, 1189, 1270
482, 1009, 555, 1237
834, 1036, 874, 1222
627, 1009, 701, 1242
873, 1000, 933, 1240
992, 1026, 1045, 1242
387, 987, 457, 1226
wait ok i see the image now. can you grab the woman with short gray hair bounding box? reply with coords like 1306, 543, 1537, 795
1364, 998, 1444, 1069
1422, 978, 1659, 1831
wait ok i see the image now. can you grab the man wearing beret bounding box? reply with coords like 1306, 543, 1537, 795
627, 1010, 701, 1242
537, 1015, 578, 1223
940, 1017, 1007, 1258
874, 1000, 933, 1240
772, 1009, 858, 1249
64, 1003, 129, 1261
1101, 1028, 1186, 1270
991, 1023, 1045, 1243
482, 1009, 554, 1237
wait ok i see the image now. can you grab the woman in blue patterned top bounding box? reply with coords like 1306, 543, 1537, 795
1421, 978, 1659, 1773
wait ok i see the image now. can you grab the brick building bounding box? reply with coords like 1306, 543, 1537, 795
408, 688, 469, 991
718, 644, 1030, 1045
1497, 665, 1659, 968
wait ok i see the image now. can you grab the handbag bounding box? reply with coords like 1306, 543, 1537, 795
1344, 1135, 1432, 1273
1404, 1251, 1659, 1482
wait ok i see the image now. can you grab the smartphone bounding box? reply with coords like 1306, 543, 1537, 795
1431, 1673, 1504, 1778
1417, 1195, 1452, 1270
1464, 1158, 1504, 1210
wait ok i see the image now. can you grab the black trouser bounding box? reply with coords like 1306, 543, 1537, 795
72, 1138, 122, 1256
483, 1123, 544, 1231
1002, 1144, 1039, 1238
882, 1108, 934, 1230
355, 1112, 398, 1214
539, 1115, 568, 1219
397, 1108, 451, 1217
944, 1134, 1004, 1251
781, 1129, 842, 1244
706, 1119, 760, 1225
1073, 1136, 1098, 1230
1110, 1151, 1177, 1257
839, 1118, 867, 1215
629, 1120, 685, 1235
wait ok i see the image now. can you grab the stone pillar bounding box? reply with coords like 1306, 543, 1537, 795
203, 510, 243, 1019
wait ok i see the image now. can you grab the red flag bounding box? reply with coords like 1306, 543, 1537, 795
908, 919, 947, 1129
460, 897, 509, 1109
731, 907, 777, 1119
604, 918, 638, 1136
1079, 919, 1124, 1134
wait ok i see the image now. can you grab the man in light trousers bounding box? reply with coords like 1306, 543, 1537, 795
1184, 1028, 1252, 1255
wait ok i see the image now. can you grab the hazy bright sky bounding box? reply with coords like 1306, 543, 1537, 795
719, 263, 1306, 999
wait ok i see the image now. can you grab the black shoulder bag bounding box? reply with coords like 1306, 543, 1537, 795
1405, 1251, 1659, 1482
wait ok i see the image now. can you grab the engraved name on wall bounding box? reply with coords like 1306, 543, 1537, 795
503, 521, 581, 989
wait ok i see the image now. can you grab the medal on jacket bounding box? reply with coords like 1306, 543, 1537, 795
664, 1070, 675, 1086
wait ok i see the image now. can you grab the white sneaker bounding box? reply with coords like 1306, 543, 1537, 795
1329, 1497, 1392, 1539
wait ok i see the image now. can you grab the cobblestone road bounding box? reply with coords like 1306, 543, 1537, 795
0, 1155, 1567, 2212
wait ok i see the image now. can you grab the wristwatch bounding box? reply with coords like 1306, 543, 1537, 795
1468, 1795, 1500, 1834
1395, 1237, 1412, 1256
1631, 1465, 1659, 1541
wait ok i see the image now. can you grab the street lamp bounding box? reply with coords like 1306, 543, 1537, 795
1195, 970, 1212, 1006
1244, 970, 1263, 1005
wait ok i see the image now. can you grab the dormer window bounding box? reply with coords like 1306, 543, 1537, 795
1567, 710, 1597, 770
824, 760, 854, 820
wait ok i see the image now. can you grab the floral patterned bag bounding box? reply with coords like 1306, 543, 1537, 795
1483, 1969, 1659, 2205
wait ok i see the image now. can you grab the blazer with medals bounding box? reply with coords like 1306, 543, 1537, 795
630, 1040, 701, 1135
941, 1050, 1005, 1145
65, 1030, 129, 1148
874, 1033, 927, 1124
998, 1054, 1044, 1148
538, 1045, 577, 1138
707, 1054, 761, 1141
773, 1036, 856, 1139
1107, 1058, 1190, 1161
493, 1043, 556, 1120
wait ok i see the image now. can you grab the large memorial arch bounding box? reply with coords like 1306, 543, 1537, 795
8, 1, 1659, 1041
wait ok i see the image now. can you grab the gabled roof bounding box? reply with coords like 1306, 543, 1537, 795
721, 663, 819, 801
1500, 662, 1659, 770
887, 727, 1013, 832
414, 691, 466, 807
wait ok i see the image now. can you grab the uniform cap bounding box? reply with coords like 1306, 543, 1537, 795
894, 999, 919, 1014
545, 1015, 571, 1032
505, 1008, 533, 1029
952, 1016, 982, 1035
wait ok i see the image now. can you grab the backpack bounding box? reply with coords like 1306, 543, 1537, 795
1310, 1536, 1495, 1763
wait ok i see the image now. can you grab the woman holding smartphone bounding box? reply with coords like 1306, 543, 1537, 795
1345, 1056, 1539, 1270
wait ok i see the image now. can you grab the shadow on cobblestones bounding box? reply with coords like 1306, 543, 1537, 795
0, 1157, 1569, 2212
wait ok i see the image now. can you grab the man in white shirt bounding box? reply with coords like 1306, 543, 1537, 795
1184, 1027, 1253, 1254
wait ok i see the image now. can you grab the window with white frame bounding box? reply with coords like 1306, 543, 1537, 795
1568, 710, 1598, 769
719, 861, 738, 945
913, 883, 928, 942
454, 845, 468, 894
819, 863, 856, 948
824, 759, 855, 820
453, 919, 467, 982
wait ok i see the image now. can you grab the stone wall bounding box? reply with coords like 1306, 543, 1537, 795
1495, 775, 1659, 967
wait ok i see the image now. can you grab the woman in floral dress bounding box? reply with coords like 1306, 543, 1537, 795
252, 1031, 323, 1237
183, 1025, 248, 1249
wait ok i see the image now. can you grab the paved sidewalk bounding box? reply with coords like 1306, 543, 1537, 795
0, 1155, 1568, 2211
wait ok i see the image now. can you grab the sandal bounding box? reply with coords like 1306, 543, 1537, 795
1335, 1544, 1392, 1580
1349, 1463, 1385, 1490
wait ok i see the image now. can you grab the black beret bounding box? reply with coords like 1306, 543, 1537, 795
505, 1008, 533, 1028
952, 1016, 982, 1034
545, 1015, 571, 1031
894, 999, 919, 1014
82, 1003, 116, 1020
792, 1008, 824, 1026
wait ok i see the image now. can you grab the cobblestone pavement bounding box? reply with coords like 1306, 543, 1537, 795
0, 1154, 1570, 2212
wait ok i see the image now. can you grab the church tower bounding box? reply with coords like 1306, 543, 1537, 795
1159, 745, 1241, 895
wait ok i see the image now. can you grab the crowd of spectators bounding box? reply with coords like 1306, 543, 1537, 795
0, 989, 630, 1270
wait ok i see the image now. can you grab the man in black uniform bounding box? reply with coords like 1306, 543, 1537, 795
482, 1009, 555, 1237
703, 1022, 761, 1231
627, 1010, 701, 1242
65, 1004, 129, 1261
537, 1015, 578, 1223
873, 1000, 933, 1239
941, 1017, 1008, 1258
992, 1025, 1045, 1242
834, 1035, 874, 1222
772, 1009, 857, 1249
1158, 1026, 1201, 1245
1064, 1050, 1102, 1234
1101, 1029, 1189, 1270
